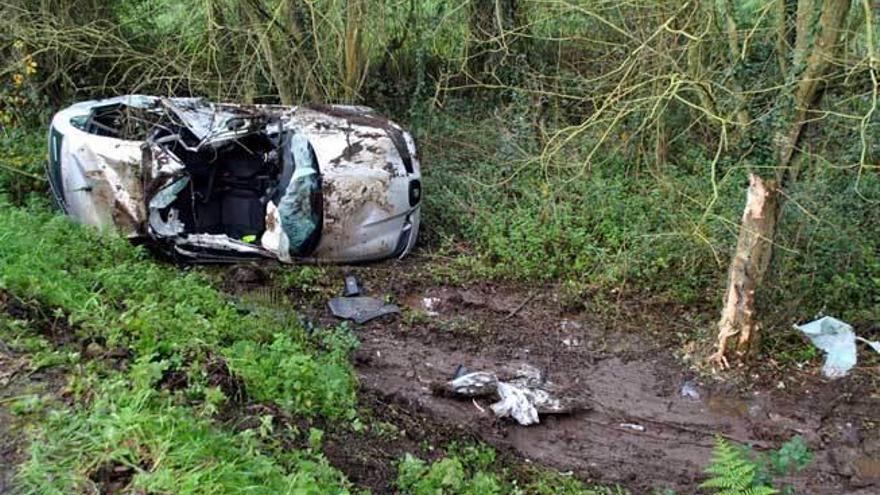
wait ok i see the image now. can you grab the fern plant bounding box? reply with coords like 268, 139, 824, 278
700, 437, 777, 495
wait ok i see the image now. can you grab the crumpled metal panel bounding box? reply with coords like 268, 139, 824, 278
60, 130, 145, 237
289, 105, 418, 262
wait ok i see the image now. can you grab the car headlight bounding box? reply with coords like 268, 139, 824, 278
409, 179, 421, 207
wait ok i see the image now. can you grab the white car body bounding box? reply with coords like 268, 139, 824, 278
48, 95, 421, 263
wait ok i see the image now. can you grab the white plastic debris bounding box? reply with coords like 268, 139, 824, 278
794, 317, 880, 379
856, 336, 880, 353
619, 423, 646, 432
492, 382, 540, 426
422, 297, 441, 316
443, 364, 581, 426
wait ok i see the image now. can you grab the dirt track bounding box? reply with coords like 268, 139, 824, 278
272, 260, 880, 494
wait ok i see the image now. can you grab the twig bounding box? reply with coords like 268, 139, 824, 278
0, 162, 46, 182
503, 292, 535, 320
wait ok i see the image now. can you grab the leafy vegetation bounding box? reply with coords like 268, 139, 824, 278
16, 374, 354, 494
700, 437, 813, 495
0, 0, 875, 492
0, 127, 44, 205
395, 443, 626, 495
0, 203, 358, 417
0, 203, 359, 492
417, 103, 880, 332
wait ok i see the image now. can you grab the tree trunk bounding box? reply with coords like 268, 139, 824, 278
280, 0, 323, 102
240, 0, 295, 105
343, 0, 365, 102
711, 0, 851, 367
466, 0, 524, 80
717, 0, 750, 128
778, 0, 852, 184
775, 0, 789, 75
710, 175, 779, 366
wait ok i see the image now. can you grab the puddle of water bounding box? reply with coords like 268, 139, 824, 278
705, 395, 751, 418
854, 457, 880, 479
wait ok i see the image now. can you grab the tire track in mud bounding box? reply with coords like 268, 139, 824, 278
353, 331, 719, 491
343, 286, 878, 494
223, 264, 880, 494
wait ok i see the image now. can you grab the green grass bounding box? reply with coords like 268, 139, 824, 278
0, 204, 358, 418
15, 374, 354, 495
0, 203, 359, 493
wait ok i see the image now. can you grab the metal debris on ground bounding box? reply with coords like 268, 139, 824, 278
343, 275, 362, 297
680, 379, 700, 400
794, 316, 880, 379
328, 296, 400, 324
440, 363, 586, 426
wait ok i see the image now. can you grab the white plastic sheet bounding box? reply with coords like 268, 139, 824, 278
795, 316, 880, 379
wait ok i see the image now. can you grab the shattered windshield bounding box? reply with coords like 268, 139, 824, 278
276, 133, 322, 256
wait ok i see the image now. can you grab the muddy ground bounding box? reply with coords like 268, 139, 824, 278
2, 256, 878, 494
229, 256, 880, 494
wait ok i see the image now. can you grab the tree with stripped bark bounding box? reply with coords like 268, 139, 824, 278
710, 0, 857, 367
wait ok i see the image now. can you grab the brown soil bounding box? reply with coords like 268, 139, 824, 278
6, 261, 877, 494
242, 257, 880, 494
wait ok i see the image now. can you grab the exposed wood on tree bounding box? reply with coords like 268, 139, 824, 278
711, 0, 852, 367
710, 175, 779, 366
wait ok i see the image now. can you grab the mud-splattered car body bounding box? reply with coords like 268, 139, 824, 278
48, 95, 421, 263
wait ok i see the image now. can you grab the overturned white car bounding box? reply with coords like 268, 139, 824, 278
48, 96, 421, 263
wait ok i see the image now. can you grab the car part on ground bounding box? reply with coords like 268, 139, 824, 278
48, 95, 421, 264
343, 275, 362, 297
327, 296, 400, 324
